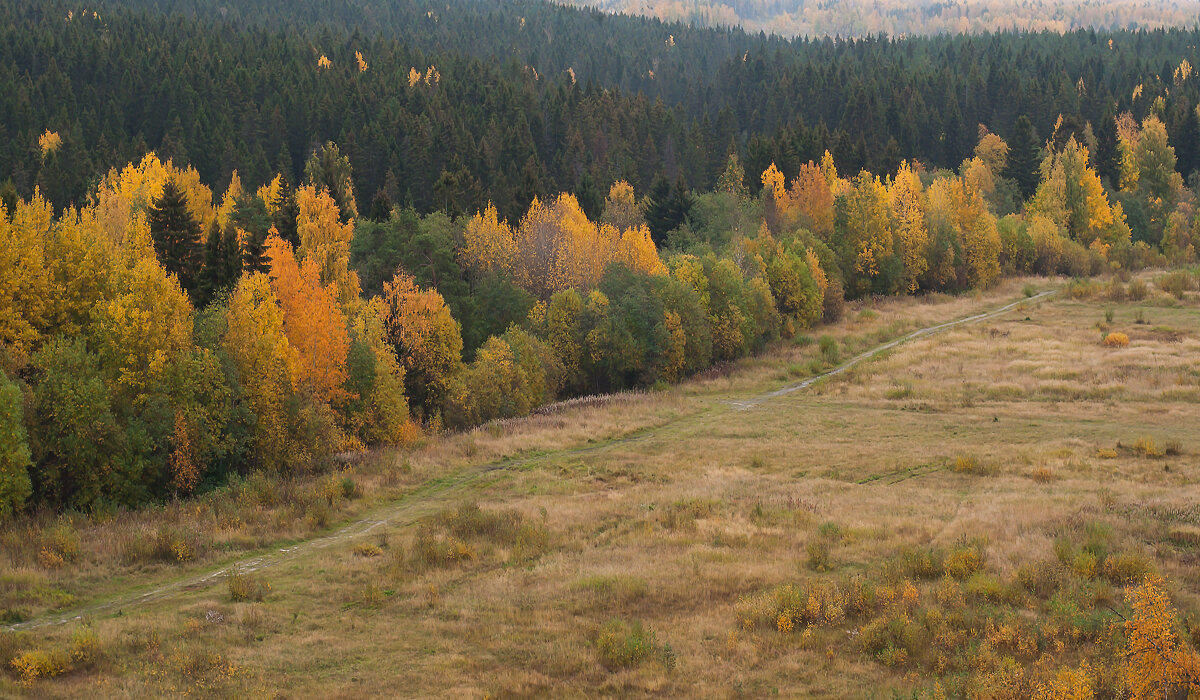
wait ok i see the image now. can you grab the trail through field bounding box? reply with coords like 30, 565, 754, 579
5, 289, 1055, 633
724, 290, 1055, 410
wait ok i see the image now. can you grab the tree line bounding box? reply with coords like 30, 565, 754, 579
2, 102, 1198, 515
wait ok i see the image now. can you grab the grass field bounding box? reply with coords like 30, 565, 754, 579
3, 274, 1200, 698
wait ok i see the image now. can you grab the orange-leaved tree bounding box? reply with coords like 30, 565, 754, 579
1123, 574, 1200, 700
380, 271, 465, 421
266, 235, 351, 406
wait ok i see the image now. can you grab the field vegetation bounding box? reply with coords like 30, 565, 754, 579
4, 274, 1200, 697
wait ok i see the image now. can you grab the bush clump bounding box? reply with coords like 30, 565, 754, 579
227, 571, 271, 602
596, 620, 675, 671
1102, 332, 1129, 348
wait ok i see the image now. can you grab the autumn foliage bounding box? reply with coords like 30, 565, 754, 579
1122, 575, 1200, 699
461, 193, 666, 299
0, 122, 1193, 515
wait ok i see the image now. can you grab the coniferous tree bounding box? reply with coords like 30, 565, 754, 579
668, 176, 695, 233
369, 189, 393, 222
196, 219, 225, 306
1095, 109, 1121, 188
1004, 115, 1041, 201
221, 220, 243, 284
643, 174, 674, 245
304, 141, 356, 222
0, 181, 16, 219
148, 177, 202, 295
241, 224, 270, 275
716, 150, 748, 198
576, 172, 603, 221
273, 179, 300, 249
233, 193, 272, 274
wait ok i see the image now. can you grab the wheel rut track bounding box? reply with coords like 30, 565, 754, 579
5, 289, 1055, 632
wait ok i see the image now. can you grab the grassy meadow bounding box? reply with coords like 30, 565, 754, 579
3, 273, 1200, 698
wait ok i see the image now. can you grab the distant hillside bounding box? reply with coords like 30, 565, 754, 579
559, 0, 1200, 37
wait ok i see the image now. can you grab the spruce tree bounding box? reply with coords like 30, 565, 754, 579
221, 221, 243, 283
643, 174, 675, 245
1094, 109, 1120, 188
716, 151, 748, 198
1004, 115, 1041, 201
369, 189, 393, 222
303, 141, 356, 222
644, 174, 692, 246
241, 224, 270, 275
273, 179, 300, 249
234, 194, 272, 274
148, 177, 202, 295
196, 219, 224, 306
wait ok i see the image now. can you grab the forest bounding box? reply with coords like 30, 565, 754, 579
2, 96, 1198, 515
6, 1, 1200, 697
3, 0, 1200, 224
1, 0, 1200, 515
560, 0, 1200, 38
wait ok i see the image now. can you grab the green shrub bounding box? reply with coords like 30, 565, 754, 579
807, 540, 832, 571
123, 526, 205, 564
596, 620, 674, 671
895, 546, 945, 580
1159, 270, 1195, 299
1016, 561, 1062, 598
818, 335, 840, 364
412, 530, 476, 569
69, 625, 100, 665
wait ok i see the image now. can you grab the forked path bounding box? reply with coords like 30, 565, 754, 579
6, 289, 1056, 633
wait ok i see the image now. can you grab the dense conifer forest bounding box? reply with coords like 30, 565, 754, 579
3, 0, 1200, 221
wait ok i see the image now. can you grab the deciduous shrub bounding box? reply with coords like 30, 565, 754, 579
1102, 332, 1130, 347
227, 571, 270, 602
9, 648, 68, 686
596, 620, 675, 670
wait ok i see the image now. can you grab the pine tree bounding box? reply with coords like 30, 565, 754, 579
1095, 109, 1121, 188
222, 220, 243, 284
303, 141, 357, 222
273, 179, 300, 249
643, 174, 675, 245
148, 177, 202, 295
369, 189, 393, 222
716, 151, 748, 198
1004, 115, 1041, 201
668, 176, 694, 234
234, 194, 272, 274
196, 219, 225, 306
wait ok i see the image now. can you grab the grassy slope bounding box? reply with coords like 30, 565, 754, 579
4, 276, 1200, 697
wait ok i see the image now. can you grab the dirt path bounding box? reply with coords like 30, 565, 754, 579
5, 289, 1055, 633
725, 289, 1055, 410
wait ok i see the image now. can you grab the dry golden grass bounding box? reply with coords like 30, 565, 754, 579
4, 275, 1200, 697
